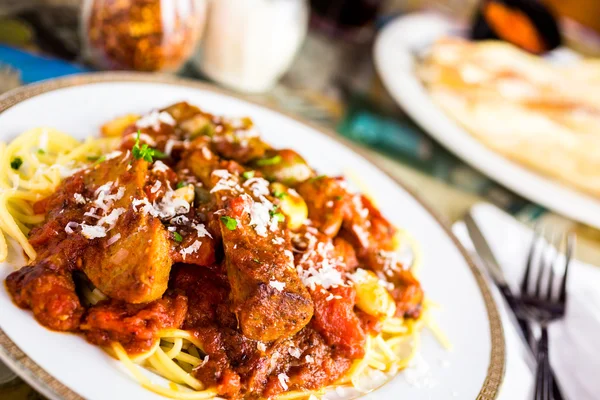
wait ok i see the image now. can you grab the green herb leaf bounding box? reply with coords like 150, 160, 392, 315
176, 181, 187, 189
252, 258, 261, 264
242, 171, 255, 179
334, 195, 343, 201
153, 149, 168, 159
310, 175, 326, 182
256, 155, 282, 166
37, 149, 45, 155
220, 216, 237, 230
132, 130, 161, 163
10, 157, 23, 170
93, 155, 107, 165
173, 232, 183, 243
272, 212, 285, 223
273, 190, 287, 199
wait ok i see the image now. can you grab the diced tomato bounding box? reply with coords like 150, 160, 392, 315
310, 285, 366, 359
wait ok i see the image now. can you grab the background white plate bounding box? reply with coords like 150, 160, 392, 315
0, 74, 503, 400
374, 13, 600, 230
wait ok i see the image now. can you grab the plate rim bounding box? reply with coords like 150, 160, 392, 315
0, 72, 505, 400
373, 13, 600, 230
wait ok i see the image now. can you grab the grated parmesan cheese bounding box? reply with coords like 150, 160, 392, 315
192, 223, 212, 238
150, 180, 162, 193
170, 215, 189, 225
248, 199, 273, 237
199, 355, 209, 368
305, 355, 314, 364
297, 258, 344, 291
73, 193, 87, 204
152, 161, 170, 173
105, 151, 123, 161
243, 177, 270, 198
106, 233, 121, 246
269, 280, 285, 291
288, 347, 301, 359
80, 224, 106, 239
164, 139, 179, 157
84, 208, 101, 220
277, 373, 289, 391
181, 240, 202, 260
136, 110, 176, 131
210, 169, 242, 194
65, 221, 78, 234
201, 146, 212, 160
97, 207, 126, 231
257, 342, 266, 352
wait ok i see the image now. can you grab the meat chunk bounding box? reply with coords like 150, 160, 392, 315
83, 212, 172, 303
80, 157, 173, 304
296, 177, 351, 237
389, 269, 424, 319
6, 263, 83, 331
218, 195, 313, 342
81, 294, 187, 354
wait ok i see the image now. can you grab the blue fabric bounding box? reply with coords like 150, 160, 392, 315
0, 45, 89, 83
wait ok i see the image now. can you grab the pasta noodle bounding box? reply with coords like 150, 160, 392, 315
0, 127, 119, 262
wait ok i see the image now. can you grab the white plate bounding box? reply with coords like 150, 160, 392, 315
0, 73, 504, 400
374, 13, 600, 229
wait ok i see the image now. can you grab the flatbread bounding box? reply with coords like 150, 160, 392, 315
419, 38, 600, 198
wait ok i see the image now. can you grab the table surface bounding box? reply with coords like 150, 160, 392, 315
1, 7, 600, 399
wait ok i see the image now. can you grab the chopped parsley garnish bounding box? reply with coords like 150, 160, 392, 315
256, 155, 282, 166
173, 232, 183, 243
273, 190, 287, 199
310, 175, 326, 182
153, 149, 168, 159
10, 157, 23, 170
220, 216, 237, 230
93, 155, 106, 165
176, 181, 187, 189
242, 170, 255, 179
132, 130, 163, 162
252, 258, 261, 264
335, 195, 343, 201
37, 149, 45, 155
272, 212, 285, 223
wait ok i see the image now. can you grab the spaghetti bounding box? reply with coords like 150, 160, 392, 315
0, 127, 118, 262
2, 103, 433, 399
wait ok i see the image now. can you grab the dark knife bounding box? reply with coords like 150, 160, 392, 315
464, 212, 564, 400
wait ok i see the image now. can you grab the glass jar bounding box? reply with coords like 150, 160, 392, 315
81, 0, 207, 72
197, 0, 308, 93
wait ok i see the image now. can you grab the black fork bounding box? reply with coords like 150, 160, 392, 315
520, 228, 574, 400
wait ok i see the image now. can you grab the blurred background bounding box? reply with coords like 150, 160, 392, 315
1, 1, 600, 395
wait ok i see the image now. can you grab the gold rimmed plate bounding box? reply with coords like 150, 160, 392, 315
0, 73, 504, 400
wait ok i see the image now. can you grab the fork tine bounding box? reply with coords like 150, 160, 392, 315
522, 224, 541, 295
559, 233, 575, 304
544, 232, 561, 300
534, 228, 550, 298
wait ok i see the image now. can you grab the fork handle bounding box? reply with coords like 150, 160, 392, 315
535, 326, 553, 400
